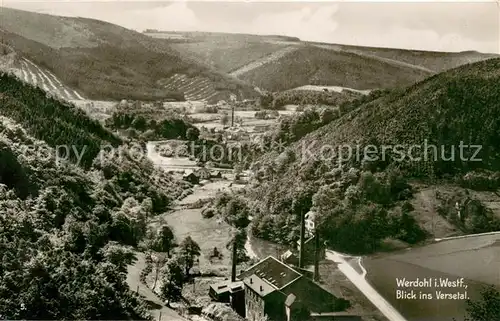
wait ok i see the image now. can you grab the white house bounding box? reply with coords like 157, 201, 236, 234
304, 210, 316, 236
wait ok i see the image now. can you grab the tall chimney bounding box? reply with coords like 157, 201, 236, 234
231, 104, 235, 127
231, 240, 237, 282
313, 230, 320, 281
298, 210, 305, 268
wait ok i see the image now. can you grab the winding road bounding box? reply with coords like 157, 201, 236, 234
127, 253, 189, 321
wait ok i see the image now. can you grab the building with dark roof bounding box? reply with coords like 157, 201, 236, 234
195, 168, 211, 180
237, 256, 346, 321
211, 170, 223, 179
183, 170, 199, 184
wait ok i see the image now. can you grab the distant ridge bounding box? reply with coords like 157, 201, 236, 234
160, 31, 497, 92
0, 7, 259, 102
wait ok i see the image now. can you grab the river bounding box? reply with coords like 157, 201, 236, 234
245, 233, 289, 260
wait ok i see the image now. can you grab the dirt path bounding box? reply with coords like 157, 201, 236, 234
127, 151, 243, 320
127, 253, 189, 321
310, 43, 435, 74
229, 46, 299, 77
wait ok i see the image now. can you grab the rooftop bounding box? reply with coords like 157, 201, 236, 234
238, 256, 302, 289
229, 282, 244, 292
280, 250, 296, 261
238, 256, 341, 314
305, 210, 316, 221
210, 280, 243, 295
243, 274, 276, 297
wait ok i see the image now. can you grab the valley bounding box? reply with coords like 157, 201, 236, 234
0, 4, 499, 321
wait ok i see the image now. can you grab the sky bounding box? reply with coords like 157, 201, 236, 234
1, 0, 499, 53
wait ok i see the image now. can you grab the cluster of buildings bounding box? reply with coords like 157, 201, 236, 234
183, 168, 223, 184
209, 255, 360, 321
208, 210, 362, 321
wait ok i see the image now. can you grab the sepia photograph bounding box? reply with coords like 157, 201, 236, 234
0, 1, 499, 321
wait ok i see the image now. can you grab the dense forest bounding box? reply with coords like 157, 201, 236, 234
260, 88, 362, 109
0, 73, 122, 168
242, 58, 500, 254
237, 89, 392, 168
0, 73, 189, 318
239, 46, 431, 92
105, 109, 200, 141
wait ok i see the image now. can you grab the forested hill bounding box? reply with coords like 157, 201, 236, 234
0, 74, 189, 318
0, 72, 121, 168
0, 118, 144, 319
245, 58, 500, 254
0, 7, 259, 101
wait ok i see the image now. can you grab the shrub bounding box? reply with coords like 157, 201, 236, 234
460, 170, 500, 191
254, 110, 267, 119
201, 206, 215, 218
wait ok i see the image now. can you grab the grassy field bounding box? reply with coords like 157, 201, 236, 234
408, 186, 459, 238
177, 181, 232, 205
161, 208, 233, 273
149, 181, 246, 274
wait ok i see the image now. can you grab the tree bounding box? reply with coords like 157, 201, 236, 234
101, 242, 136, 274
186, 127, 199, 141
312, 185, 342, 215
158, 225, 175, 257
224, 198, 250, 228
152, 253, 167, 291
257, 314, 270, 321
255, 110, 267, 119
259, 91, 274, 109
226, 228, 247, 264
177, 236, 201, 276
319, 107, 339, 124
140, 252, 153, 284
141, 225, 175, 255
131, 115, 147, 131
141, 198, 153, 218
159, 257, 185, 306
464, 285, 500, 321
